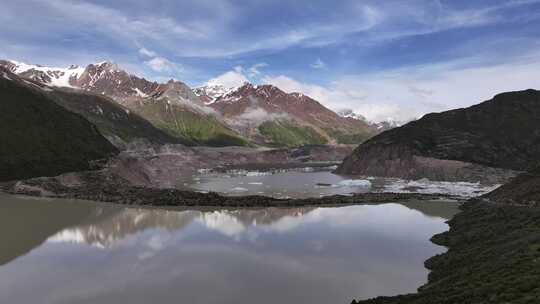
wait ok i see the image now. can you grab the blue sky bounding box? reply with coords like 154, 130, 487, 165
2, 0, 540, 121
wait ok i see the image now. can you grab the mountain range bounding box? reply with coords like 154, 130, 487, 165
0, 59, 386, 148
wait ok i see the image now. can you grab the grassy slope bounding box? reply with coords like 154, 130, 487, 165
0, 76, 118, 182
135, 102, 249, 147
258, 120, 328, 147
324, 127, 373, 145
50, 90, 191, 146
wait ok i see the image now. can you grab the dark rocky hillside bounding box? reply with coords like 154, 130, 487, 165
0, 68, 117, 181
337, 89, 540, 182
484, 167, 540, 206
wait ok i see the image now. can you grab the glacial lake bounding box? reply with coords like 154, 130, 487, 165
187, 168, 500, 199
0, 193, 460, 304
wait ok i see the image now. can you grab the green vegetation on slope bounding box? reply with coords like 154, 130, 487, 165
0, 74, 118, 182
258, 120, 328, 147
135, 102, 248, 147
324, 128, 373, 144
50, 90, 191, 146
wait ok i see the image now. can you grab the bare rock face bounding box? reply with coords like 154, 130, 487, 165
73, 62, 204, 108
74, 62, 159, 101
336, 89, 540, 183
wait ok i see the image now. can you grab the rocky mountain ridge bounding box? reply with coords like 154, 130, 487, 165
337, 89, 540, 183
2, 59, 385, 147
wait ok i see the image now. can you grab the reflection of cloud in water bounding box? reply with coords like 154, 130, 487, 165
138, 234, 171, 260
47, 207, 315, 247
265, 204, 453, 242
197, 211, 246, 237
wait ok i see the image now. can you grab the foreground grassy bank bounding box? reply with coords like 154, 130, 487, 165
354, 200, 540, 304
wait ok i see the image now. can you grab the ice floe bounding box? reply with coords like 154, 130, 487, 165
230, 187, 249, 192
335, 179, 372, 188
382, 178, 500, 198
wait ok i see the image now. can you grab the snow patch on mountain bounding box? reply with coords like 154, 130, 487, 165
133, 87, 149, 98
194, 84, 238, 104
337, 109, 368, 121
8, 60, 85, 88
338, 108, 403, 130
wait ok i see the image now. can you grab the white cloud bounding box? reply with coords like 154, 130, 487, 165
310, 58, 326, 69
198, 212, 246, 237
206, 66, 249, 88
262, 52, 540, 123
236, 107, 289, 125
144, 57, 182, 73
139, 48, 157, 58
248, 63, 268, 78
207, 63, 270, 87
0, 1, 382, 58
3, 0, 540, 61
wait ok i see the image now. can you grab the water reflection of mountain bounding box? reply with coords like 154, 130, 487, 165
214, 208, 315, 226
0, 194, 117, 265
50, 209, 200, 248
50, 207, 316, 247
1, 193, 458, 266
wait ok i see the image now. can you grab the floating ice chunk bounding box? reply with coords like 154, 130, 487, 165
336, 179, 372, 188
246, 171, 271, 177
231, 187, 249, 192
225, 169, 271, 177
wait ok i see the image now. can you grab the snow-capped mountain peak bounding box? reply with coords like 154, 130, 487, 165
2, 59, 85, 88
337, 109, 403, 131
194, 83, 247, 105
337, 109, 368, 121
